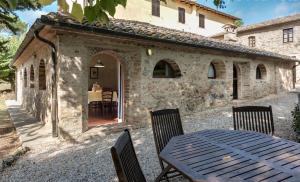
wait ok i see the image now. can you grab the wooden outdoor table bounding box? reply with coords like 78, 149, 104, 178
155, 129, 300, 182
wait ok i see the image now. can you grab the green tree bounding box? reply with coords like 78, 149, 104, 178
0, 0, 40, 52
234, 19, 244, 27
0, 34, 23, 90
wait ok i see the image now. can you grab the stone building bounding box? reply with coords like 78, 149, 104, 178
212, 14, 300, 83
11, 13, 297, 138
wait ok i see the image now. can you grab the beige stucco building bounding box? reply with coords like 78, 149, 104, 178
65, 0, 239, 37
12, 12, 297, 139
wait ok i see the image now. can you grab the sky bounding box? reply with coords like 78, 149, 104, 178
15, 0, 300, 27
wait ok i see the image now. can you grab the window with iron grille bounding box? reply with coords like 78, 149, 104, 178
248, 36, 256, 47
199, 14, 205, 28
283, 28, 293, 43
178, 7, 185, 24
152, 0, 160, 17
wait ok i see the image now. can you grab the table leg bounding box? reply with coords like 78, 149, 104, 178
155, 165, 172, 182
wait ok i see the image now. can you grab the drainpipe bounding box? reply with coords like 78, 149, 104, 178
34, 29, 58, 137
292, 62, 300, 90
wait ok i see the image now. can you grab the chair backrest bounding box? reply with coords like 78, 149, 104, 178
111, 129, 146, 182
150, 109, 184, 156
102, 91, 113, 102
232, 105, 274, 135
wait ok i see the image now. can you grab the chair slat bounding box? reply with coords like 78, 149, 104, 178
232, 106, 274, 135
111, 129, 146, 182
150, 108, 184, 180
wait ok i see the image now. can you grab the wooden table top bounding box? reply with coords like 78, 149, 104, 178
159, 129, 300, 182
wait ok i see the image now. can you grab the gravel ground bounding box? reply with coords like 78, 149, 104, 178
0, 93, 298, 182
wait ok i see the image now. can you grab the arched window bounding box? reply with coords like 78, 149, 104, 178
153, 60, 181, 78
256, 64, 267, 80
208, 63, 216, 79
24, 68, 27, 88
30, 65, 35, 88
39, 60, 46, 90
208, 60, 226, 79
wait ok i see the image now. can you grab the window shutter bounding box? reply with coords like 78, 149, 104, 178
152, 0, 160, 17
199, 14, 205, 28
283, 28, 293, 43
248, 36, 255, 47
178, 8, 185, 23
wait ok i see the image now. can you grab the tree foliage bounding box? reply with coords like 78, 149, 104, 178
0, 0, 39, 52
0, 0, 40, 34
234, 19, 244, 27
0, 34, 23, 88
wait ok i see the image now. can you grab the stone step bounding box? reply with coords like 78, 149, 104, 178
0, 126, 15, 135
0, 132, 22, 159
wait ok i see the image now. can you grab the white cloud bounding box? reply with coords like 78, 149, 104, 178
274, 1, 300, 17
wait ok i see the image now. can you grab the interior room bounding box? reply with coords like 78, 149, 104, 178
88, 54, 120, 127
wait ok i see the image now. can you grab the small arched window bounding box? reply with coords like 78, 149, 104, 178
208, 60, 226, 79
30, 65, 35, 88
39, 60, 46, 90
24, 68, 27, 88
208, 63, 216, 79
256, 64, 267, 80
153, 60, 181, 78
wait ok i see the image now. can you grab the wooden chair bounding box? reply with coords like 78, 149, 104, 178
232, 105, 274, 135
150, 109, 184, 181
101, 90, 113, 117
111, 129, 146, 182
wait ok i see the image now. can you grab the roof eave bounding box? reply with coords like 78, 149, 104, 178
41, 17, 297, 62
13, 15, 299, 67
11, 19, 44, 66
179, 0, 241, 20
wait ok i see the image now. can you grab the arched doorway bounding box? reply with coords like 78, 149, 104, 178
88, 51, 124, 127
233, 64, 238, 99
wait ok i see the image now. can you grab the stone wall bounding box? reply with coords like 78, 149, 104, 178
15, 45, 53, 128
16, 31, 295, 138
140, 48, 294, 123
54, 33, 294, 137
237, 22, 300, 81
56, 34, 144, 138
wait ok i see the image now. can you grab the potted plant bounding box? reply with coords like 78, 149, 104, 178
292, 104, 300, 138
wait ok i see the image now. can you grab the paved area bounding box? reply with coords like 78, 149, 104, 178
0, 100, 21, 160
0, 93, 298, 182
5, 100, 57, 150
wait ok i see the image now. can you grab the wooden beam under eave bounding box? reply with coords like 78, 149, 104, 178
14, 27, 56, 68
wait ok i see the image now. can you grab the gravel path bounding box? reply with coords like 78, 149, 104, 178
0, 93, 298, 182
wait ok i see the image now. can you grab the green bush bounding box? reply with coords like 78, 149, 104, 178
292, 104, 300, 133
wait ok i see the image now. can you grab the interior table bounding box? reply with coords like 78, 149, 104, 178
155, 129, 300, 182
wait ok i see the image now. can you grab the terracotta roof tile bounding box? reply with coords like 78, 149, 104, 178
238, 13, 300, 32
12, 13, 299, 65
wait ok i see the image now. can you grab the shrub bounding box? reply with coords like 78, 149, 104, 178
292, 104, 300, 133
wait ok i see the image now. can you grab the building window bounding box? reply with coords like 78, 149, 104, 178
283, 28, 293, 43
208, 63, 216, 79
30, 65, 35, 88
24, 68, 27, 88
178, 7, 185, 24
248, 36, 255, 47
199, 14, 205, 28
153, 60, 181, 78
152, 0, 160, 17
39, 60, 46, 90
256, 64, 267, 80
